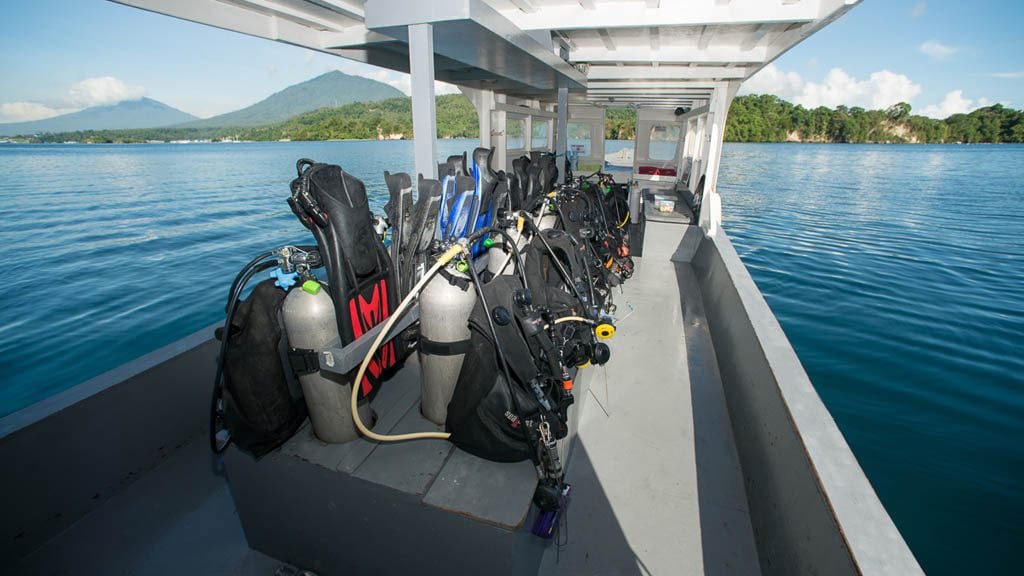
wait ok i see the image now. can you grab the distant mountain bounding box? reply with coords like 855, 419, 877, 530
0, 98, 197, 136
181, 71, 405, 128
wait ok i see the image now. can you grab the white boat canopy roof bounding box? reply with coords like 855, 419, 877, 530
114, 0, 859, 108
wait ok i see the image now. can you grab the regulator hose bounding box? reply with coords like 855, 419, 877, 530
349, 243, 466, 442
224, 252, 275, 312
210, 258, 279, 453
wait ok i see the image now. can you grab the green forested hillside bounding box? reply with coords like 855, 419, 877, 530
0, 98, 196, 136
29, 95, 478, 143
179, 71, 405, 128
24, 93, 1024, 145
597, 96, 1023, 143
723, 95, 1024, 143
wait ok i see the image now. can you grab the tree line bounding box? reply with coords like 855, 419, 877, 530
22, 94, 1023, 145
27, 95, 478, 144
723, 94, 1024, 143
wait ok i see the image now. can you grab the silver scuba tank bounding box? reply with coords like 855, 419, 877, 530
486, 219, 523, 276
282, 279, 372, 443
537, 200, 558, 231
418, 264, 477, 425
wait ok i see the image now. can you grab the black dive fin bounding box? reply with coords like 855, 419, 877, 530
400, 176, 442, 297
384, 171, 414, 291
447, 152, 469, 177
511, 156, 530, 211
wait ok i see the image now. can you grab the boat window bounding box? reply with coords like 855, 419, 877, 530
568, 121, 592, 156
507, 117, 525, 150
531, 119, 550, 150
648, 124, 682, 161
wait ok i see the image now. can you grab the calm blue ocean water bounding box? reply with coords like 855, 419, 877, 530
0, 140, 1020, 574
719, 143, 1024, 576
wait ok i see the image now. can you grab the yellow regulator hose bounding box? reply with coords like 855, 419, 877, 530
350, 243, 466, 442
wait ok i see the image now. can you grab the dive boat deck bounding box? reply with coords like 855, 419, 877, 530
537, 220, 758, 575
10, 220, 759, 576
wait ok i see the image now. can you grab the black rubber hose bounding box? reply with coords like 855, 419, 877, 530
223, 244, 320, 312
555, 203, 598, 313
467, 226, 529, 291
225, 252, 275, 312
209, 259, 279, 454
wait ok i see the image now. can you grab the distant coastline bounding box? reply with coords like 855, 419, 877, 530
4, 93, 1022, 145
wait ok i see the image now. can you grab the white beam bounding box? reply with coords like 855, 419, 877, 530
646, 0, 660, 7
588, 65, 748, 80
589, 81, 717, 90
597, 29, 616, 51
587, 83, 714, 91
408, 23, 437, 180
649, 27, 660, 51
571, 45, 769, 63
233, 0, 350, 31
505, 2, 818, 31
315, 0, 365, 20
740, 23, 773, 51
578, 0, 597, 9
508, 0, 538, 13
320, 28, 394, 49
113, 0, 333, 47
697, 25, 715, 50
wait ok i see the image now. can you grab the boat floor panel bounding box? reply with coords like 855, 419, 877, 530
16, 436, 284, 576
538, 222, 759, 576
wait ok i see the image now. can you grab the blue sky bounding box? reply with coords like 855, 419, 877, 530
1, 0, 1021, 122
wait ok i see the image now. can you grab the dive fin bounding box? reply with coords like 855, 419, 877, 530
401, 176, 442, 296
384, 171, 413, 291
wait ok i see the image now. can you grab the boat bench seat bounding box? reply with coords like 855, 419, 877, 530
642, 189, 694, 224
225, 355, 593, 576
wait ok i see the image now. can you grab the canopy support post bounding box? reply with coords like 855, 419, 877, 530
699, 80, 739, 237
409, 23, 437, 180
555, 87, 568, 183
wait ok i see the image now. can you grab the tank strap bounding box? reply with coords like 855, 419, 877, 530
287, 347, 320, 375
419, 337, 472, 356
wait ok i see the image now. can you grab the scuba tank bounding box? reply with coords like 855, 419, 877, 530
418, 264, 477, 425
282, 279, 373, 443
486, 223, 521, 276
536, 197, 559, 231
288, 159, 401, 399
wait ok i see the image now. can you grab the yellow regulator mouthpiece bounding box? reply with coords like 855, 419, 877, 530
595, 323, 616, 340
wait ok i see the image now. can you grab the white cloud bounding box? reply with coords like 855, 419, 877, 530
67, 76, 146, 107
740, 65, 921, 110
0, 101, 75, 123
910, 2, 927, 18
738, 64, 805, 100
357, 68, 460, 96
435, 81, 461, 96
918, 41, 958, 59
990, 71, 1024, 79
1, 76, 146, 123
918, 90, 995, 118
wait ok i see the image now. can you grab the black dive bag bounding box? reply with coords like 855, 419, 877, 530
446, 276, 569, 462
217, 279, 307, 458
